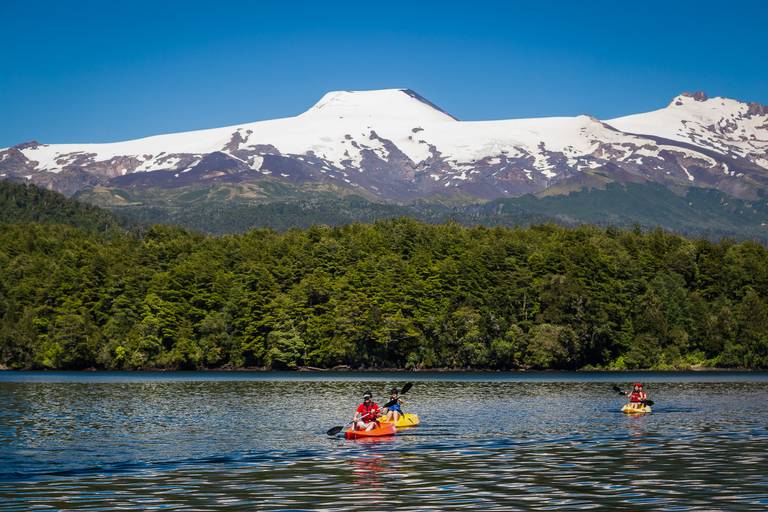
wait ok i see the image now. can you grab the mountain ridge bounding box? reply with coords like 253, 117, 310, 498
2, 89, 767, 204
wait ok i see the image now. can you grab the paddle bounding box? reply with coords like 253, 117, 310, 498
326, 382, 414, 436
326, 398, 399, 436
399, 382, 413, 396
612, 385, 654, 406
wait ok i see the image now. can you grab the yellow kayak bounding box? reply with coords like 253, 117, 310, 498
622, 403, 652, 414
378, 413, 420, 428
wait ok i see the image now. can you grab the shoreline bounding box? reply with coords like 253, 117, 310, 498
0, 366, 763, 373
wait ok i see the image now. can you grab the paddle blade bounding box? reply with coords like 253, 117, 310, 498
401, 382, 413, 395
644, 400, 655, 406
612, 385, 622, 393
326, 426, 343, 436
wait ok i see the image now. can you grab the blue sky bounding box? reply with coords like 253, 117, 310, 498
2, 0, 766, 147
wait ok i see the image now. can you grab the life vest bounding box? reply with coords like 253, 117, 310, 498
356, 402, 380, 422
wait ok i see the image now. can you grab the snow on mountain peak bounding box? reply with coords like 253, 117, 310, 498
607, 92, 768, 169
300, 89, 457, 123
4, 88, 768, 202
612, 92, 755, 129
664, 92, 753, 116
671, 91, 709, 105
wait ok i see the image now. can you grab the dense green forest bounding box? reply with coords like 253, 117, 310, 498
1, 205, 768, 369
0, 180, 122, 233
475, 183, 768, 243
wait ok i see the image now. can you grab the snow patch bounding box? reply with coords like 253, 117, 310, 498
680, 164, 695, 182
249, 155, 264, 170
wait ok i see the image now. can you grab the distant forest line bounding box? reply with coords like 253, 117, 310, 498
1, 179, 767, 370
79, 181, 768, 242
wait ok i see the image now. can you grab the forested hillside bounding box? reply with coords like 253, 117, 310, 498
73, 181, 768, 241
0, 180, 121, 232
1, 218, 767, 370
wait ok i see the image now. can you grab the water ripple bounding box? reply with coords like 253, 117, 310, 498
1, 376, 767, 510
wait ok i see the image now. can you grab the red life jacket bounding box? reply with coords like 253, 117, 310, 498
629, 391, 646, 403
356, 402, 380, 422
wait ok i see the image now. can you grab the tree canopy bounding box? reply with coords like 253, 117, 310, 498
1, 216, 767, 370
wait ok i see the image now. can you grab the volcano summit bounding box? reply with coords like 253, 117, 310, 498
2, 89, 767, 202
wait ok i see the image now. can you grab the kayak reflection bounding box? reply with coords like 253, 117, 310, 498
351, 453, 387, 489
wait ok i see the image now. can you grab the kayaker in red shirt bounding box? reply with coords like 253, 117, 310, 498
353, 391, 380, 431
628, 383, 648, 403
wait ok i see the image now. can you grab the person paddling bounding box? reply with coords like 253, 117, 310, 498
628, 383, 648, 404
384, 387, 405, 423
353, 391, 381, 431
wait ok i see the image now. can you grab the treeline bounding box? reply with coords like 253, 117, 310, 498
1, 218, 767, 370
0, 180, 122, 233
87, 189, 552, 235
78, 181, 768, 242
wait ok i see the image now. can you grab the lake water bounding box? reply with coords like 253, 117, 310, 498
1, 371, 767, 510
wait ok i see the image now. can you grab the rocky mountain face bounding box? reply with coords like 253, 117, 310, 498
2, 89, 767, 202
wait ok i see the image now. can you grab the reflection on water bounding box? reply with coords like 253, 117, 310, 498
351, 453, 387, 489
0, 373, 767, 510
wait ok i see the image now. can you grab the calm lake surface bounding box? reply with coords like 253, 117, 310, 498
1, 371, 767, 510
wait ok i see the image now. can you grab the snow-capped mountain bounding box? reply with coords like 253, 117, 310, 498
609, 92, 768, 171
2, 89, 767, 200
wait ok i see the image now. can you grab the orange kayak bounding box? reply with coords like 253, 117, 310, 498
344, 422, 397, 439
